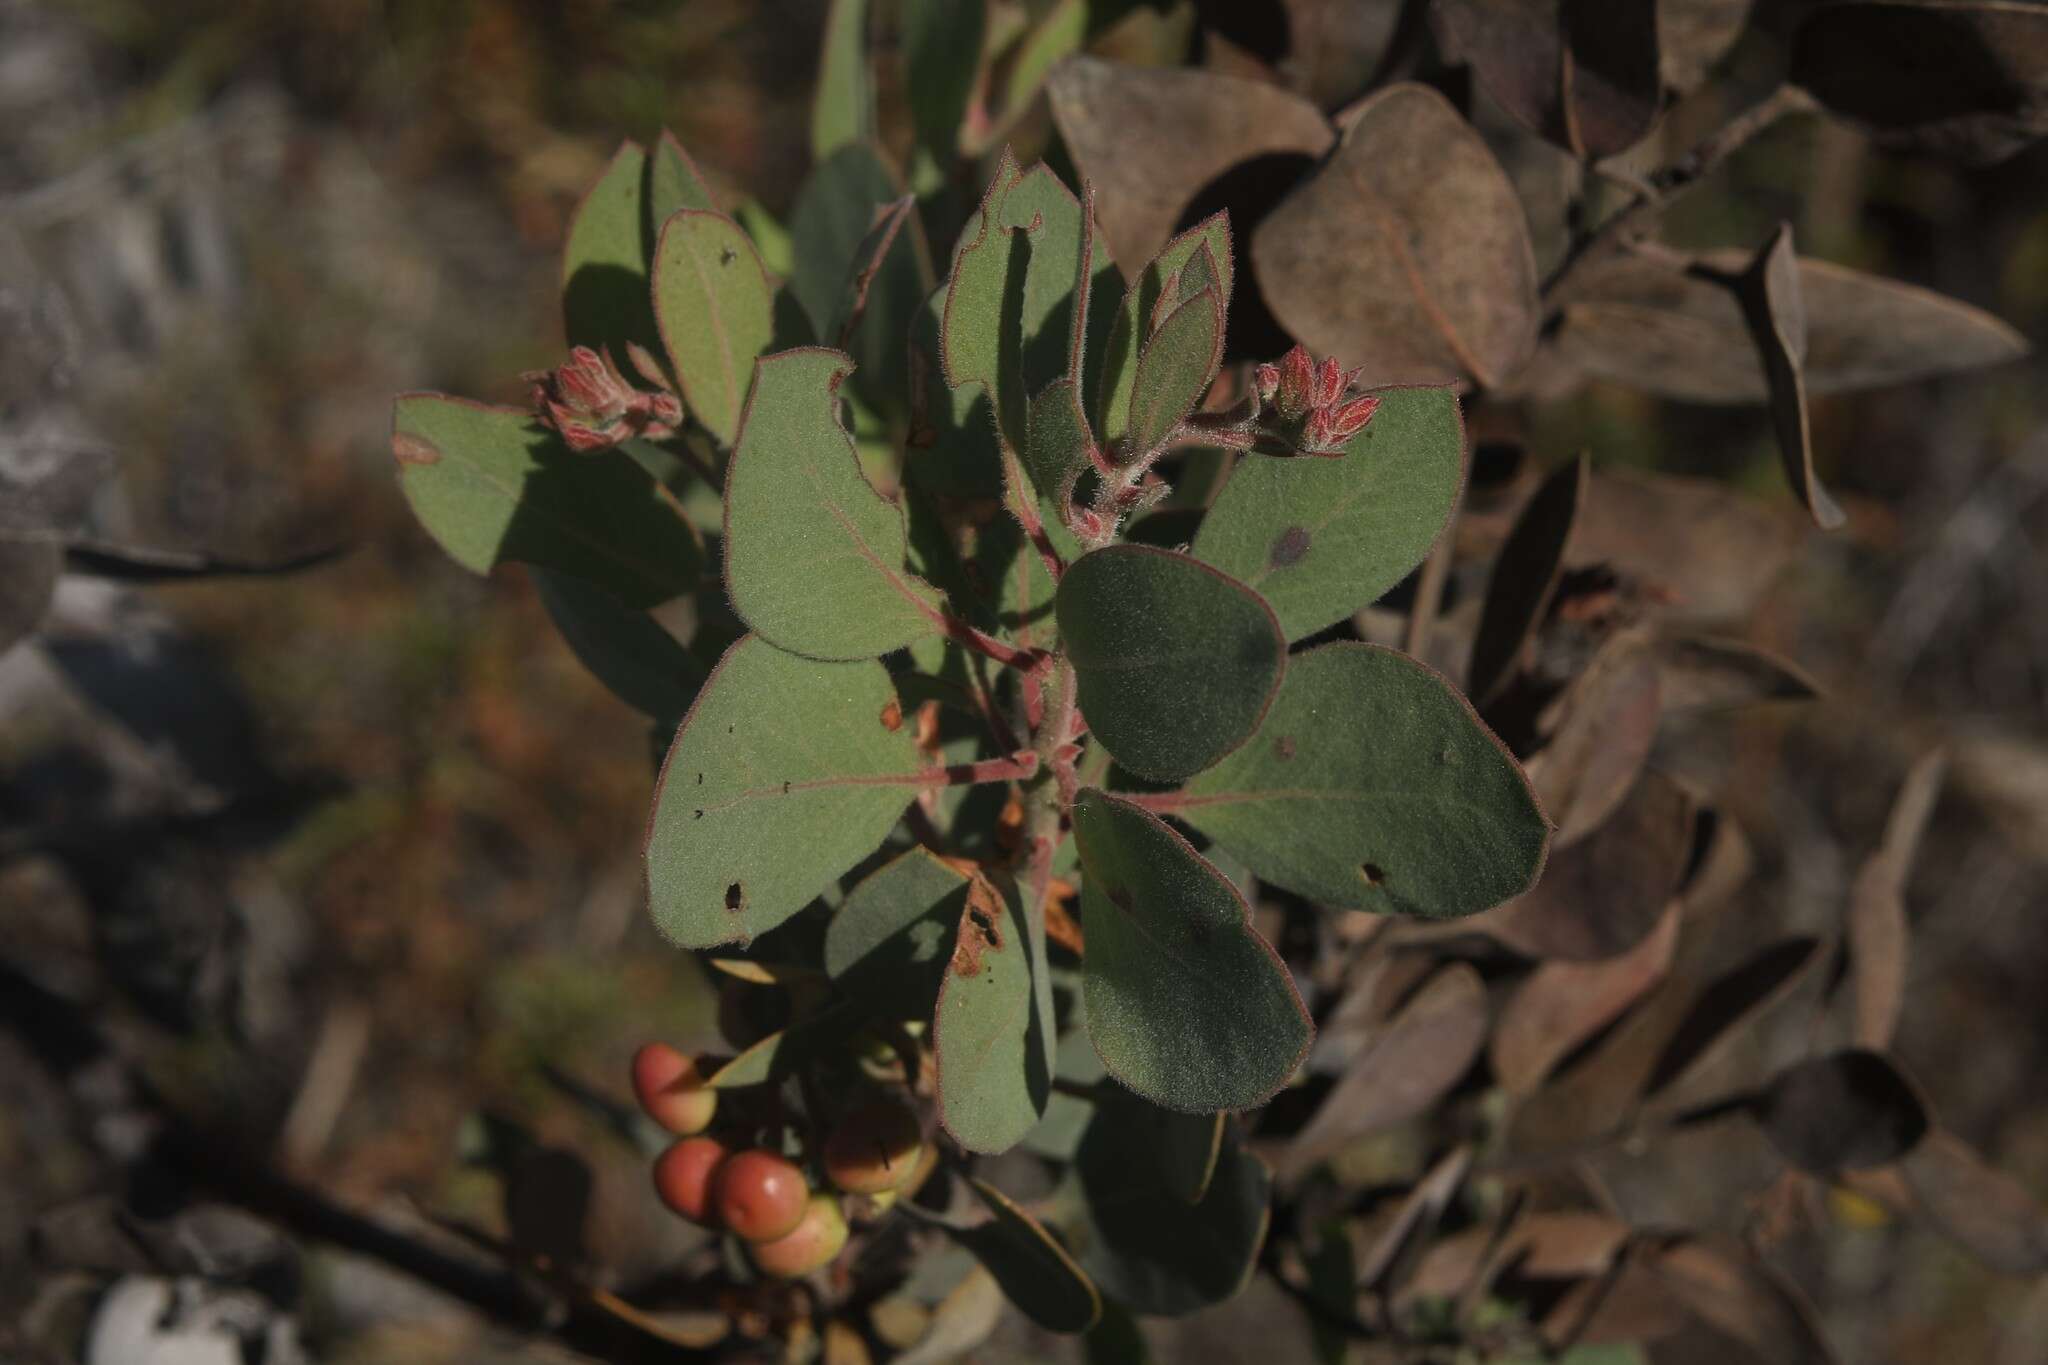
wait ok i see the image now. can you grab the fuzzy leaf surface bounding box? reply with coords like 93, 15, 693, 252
392, 395, 700, 608
644, 635, 925, 947
824, 847, 970, 1011
1124, 287, 1222, 459
653, 210, 775, 448
1192, 385, 1463, 641
1072, 790, 1310, 1112
1174, 643, 1548, 918
956, 1178, 1103, 1333
1058, 546, 1284, 783
561, 142, 661, 360
723, 348, 941, 659
1093, 216, 1232, 444
935, 874, 1055, 1153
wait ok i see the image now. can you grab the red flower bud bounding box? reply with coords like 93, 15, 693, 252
525, 345, 683, 451
1253, 345, 1377, 455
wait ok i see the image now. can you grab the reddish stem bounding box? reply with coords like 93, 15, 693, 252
929, 751, 1039, 787
918, 601, 1045, 672
1113, 788, 1187, 813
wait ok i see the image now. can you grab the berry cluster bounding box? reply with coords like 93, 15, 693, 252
630, 1043, 929, 1280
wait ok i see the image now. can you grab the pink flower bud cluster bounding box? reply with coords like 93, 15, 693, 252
1253, 344, 1378, 456
527, 345, 683, 452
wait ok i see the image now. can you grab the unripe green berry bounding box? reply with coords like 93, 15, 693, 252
747, 1193, 850, 1279
712, 1148, 809, 1242
631, 1042, 718, 1135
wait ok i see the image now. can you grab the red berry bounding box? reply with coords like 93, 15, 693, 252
652, 1136, 728, 1226
631, 1043, 718, 1135
712, 1149, 810, 1243
748, 1193, 850, 1279
823, 1097, 926, 1196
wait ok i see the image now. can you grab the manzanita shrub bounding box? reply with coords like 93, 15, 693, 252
390, 0, 2044, 1358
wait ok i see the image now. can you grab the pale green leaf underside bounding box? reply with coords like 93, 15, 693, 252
1073, 790, 1310, 1112
1057, 545, 1284, 783
393, 395, 700, 608
1176, 643, 1550, 919
653, 209, 775, 448
645, 635, 926, 947
723, 347, 942, 659
935, 874, 1055, 1153
1193, 385, 1464, 641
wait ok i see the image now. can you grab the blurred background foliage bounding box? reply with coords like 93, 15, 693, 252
2, 0, 2047, 1361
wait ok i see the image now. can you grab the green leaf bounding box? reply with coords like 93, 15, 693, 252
653, 210, 775, 449
1023, 377, 1097, 506
828, 193, 933, 422
1193, 385, 1464, 641
907, 288, 1005, 498
904, 0, 986, 160
1093, 215, 1233, 446
1071, 790, 1309, 1111
649, 130, 720, 218
562, 141, 660, 360
825, 847, 970, 1011
1069, 1087, 1273, 1316
723, 348, 943, 659
1124, 286, 1223, 459
934, 872, 1056, 1152
1173, 643, 1550, 919
790, 145, 902, 344
644, 634, 927, 947
997, 165, 1112, 399
1057, 545, 1285, 783
391, 395, 701, 608
530, 568, 703, 721
940, 150, 1026, 441
956, 1177, 1103, 1333
811, 0, 874, 161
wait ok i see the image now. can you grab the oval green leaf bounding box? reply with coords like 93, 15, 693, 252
392, 394, 701, 608
934, 873, 1056, 1153
644, 634, 927, 947
562, 141, 660, 360
723, 348, 943, 659
957, 1177, 1103, 1334
1192, 384, 1464, 642
653, 209, 775, 448
1173, 643, 1550, 919
1124, 286, 1223, 460
825, 846, 971, 1011
1072, 790, 1310, 1112
1057, 545, 1285, 784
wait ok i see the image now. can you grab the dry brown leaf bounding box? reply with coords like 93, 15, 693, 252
1252, 82, 1539, 387
1901, 1130, 2048, 1275
1750, 1049, 1930, 1175
1432, 0, 1662, 159
1470, 453, 1589, 705
1574, 468, 1805, 623
1731, 222, 1844, 530
1047, 57, 1333, 276
1649, 1234, 1841, 1364
1493, 902, 1681, 1096
1528, 630, 1664, 845
1846, 749, 1947, 1049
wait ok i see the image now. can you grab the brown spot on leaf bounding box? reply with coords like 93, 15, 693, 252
1275, 735, 1297, 760
880, 697, 904, 731
391, 432, 442, 466
724, 882, 746, 913
949, 876, 1006, 978
1270, 525, 1312, 568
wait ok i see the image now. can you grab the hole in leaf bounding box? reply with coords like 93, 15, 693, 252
693, 809, 704, 819
1360, 863, 1385, 887
1270, 525, 1311, 568
695, 772, 704, 785
724, 882, 745, 913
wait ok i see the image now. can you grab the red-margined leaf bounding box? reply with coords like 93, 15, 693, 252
1124, 286, 1223, 460
1072, 789, 1310, 1113
653, 209, 775, 448
722, 348, 945, 659
644, 635, 930, 947
934, 872, 1056, 1153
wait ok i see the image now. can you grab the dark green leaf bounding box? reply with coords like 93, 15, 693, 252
1252, 82, 1538, 388
811, 0, 874, 160
1173, 643, 1549, 918
1124, 287, 1222, 459
934, 873, 1056, 1152
956, 1177, 1103, 1333
1469, 453, 1586, 704
825, 847, 970, 1009
790, 144, 902, 343
1058, 546, 1285, 783
997, 164, 1115, 400
653, 210, 775, 448
1093, 215, 1232, 445
830, 193, 933, 423
530, 568, 703, 720
904, 0, 985, 159
1023, 377, 1098, 507
1192, 385, 1464, 641
1072, 789, 1309, 1111
1069, 1087, 1273, 1316
941, 150, 1028, 448
392, 394, 701, 608
723, 348, 943, 659
644, 635, 927, 947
